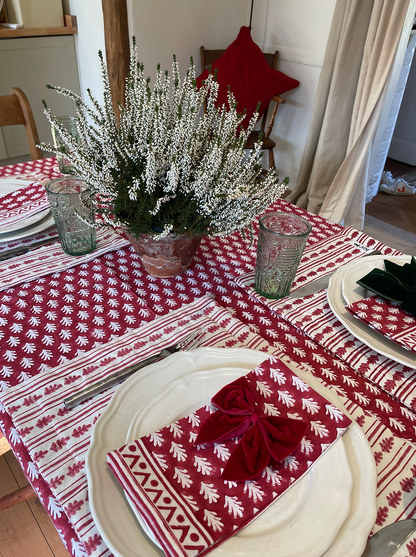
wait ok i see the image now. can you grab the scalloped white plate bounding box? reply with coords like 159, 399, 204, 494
328, 263, 416, 368
86, 348, 376, 557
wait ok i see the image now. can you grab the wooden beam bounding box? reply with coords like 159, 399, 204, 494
101, 0, 130, 115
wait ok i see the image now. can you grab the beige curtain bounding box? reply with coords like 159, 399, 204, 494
287, 0, 411, 230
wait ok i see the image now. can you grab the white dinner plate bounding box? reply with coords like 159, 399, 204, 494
0, 208, 51, 234
126, 368, 352, 557
0, 211, 55, 243
328, 265, 416, 369
86, 348, 376, 557
341, 255, 411, 306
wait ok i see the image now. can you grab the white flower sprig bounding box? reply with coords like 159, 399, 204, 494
41, 38, 288, 239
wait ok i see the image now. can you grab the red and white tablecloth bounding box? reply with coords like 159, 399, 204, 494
1, 157, 416, 557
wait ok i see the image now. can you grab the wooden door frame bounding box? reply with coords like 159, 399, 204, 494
101, 0, 130, 114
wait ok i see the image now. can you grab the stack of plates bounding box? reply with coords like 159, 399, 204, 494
86, 347, 377, 557
327, 255, 416, 368
0, 178, 55, 243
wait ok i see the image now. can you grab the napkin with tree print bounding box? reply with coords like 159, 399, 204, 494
107, 356, 351, 557
347, 296, 416, 353
0, 178, 49, 226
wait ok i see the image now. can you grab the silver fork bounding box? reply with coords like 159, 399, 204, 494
64, 328, 207, 410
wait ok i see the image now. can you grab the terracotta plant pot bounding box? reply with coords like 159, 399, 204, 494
124, 231, 202, 278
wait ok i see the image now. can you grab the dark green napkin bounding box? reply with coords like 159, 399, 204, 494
356, 256, 416, 317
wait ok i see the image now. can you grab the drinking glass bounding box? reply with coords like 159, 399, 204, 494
255, 212, 312, 299
51, 116, 79, 175
45, 177, 96, 256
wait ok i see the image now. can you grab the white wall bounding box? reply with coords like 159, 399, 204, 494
251, 0, 336, 188
62, 0, 106, 101
127, 0, 251, 75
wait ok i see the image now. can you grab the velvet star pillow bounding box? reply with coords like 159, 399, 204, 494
197, 26, 299, 128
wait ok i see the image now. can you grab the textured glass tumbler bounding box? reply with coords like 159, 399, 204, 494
46, 177, 96, 256
255, 212, 312, 299
51, 116, 79, 175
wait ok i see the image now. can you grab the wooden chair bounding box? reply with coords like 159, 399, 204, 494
0, 87, 43, 161
200, 47, 286, 170
0, 89, 40, 509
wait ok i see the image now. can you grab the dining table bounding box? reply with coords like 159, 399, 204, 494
1, 156, 416, 557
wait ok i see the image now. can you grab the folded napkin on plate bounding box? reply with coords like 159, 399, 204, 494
0, 179, 49, 227
347, 296, 416, 353
356, 256, 416, 317
107, 356, 351, 557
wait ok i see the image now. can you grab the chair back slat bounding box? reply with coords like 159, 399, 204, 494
0, 88, 43, 160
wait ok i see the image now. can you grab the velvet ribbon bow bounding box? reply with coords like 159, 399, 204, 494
357, 256, 416, 317
195, 376, 307, 481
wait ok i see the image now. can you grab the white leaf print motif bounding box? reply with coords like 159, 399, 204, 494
173, 467, 192, 488
170, 442, 187, 462
283, 455, 299, 471
204, 509, 224, 532
269, 368, 286, 384
300, 438, 314, 455
310, 421, 329, 438
149, 432, 164, 447
189, 431, 198, 444
224, 495, 244, 518
194, 455, 213, 475
277, 391, 295, 408
188, 412, 200, 428
263, 403, 280, 416
256, 381, 272, 398
326, 404, 345, 422
302, 398, 320, 415
48, 496, 63, 519
153, 454, 168, 471
262, 466, 283, 486
292, 375, 309, 392
244, 481, 264, 502
169, 421, 183, 438
200, 482, 219, 503
213, 444, 230, 461
183, 494, 199, 511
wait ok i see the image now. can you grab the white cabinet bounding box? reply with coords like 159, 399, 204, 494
0, 35, 80, 161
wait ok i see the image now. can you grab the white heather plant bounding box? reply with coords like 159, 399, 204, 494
42, 39, 289, 240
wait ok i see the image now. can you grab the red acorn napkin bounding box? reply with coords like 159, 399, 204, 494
107, 356, 351, 557
0, 181, 49, 227
347, 296, 416, 353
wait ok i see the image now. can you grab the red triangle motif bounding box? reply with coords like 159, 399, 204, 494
158, 505, 176, 523
171, 524, 190, 543
133, 471, 151, 486
146, 488, 163, 503
121, 453, 141, 469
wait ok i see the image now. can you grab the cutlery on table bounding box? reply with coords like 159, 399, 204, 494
361, 519, 416, 557
288, 250, 382, 298
0, 236, 59, 261
64, 328, 207, 410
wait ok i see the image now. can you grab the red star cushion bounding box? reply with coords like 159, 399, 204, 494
197, 26, 299, 128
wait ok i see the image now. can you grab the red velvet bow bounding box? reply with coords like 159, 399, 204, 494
195, 376, 307, 481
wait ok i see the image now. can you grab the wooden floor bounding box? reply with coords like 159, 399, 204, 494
366, 158, 416, 236
0, 450, 70, 557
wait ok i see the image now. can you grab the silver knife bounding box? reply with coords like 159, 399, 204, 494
361, 519, 416, 557
288, 250, 382, 298
64, 342, 184, 410
0, 236, 59, 261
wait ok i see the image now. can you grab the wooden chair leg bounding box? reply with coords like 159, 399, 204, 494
0, 484, 37, 511
268, 147, 275, 170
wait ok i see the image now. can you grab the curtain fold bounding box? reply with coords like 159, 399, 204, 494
287, 0, 411, 230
